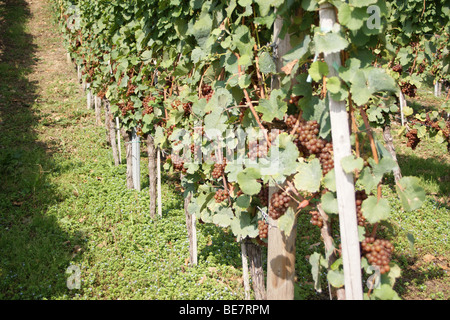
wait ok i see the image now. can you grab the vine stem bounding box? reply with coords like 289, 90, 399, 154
233, 52, 271, 147
359, 106, 381, 238
349, 96, 360, 158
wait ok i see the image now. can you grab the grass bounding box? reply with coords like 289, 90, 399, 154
0, 0, 449, 300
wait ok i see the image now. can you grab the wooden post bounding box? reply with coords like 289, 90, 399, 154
266, 13, 297, 300
77, 64, 82, 83
104, 100, 120, 166
399, 92, 406, 126
245, 238, 267, 300
131, 128, 141, 191
157, 148, 162, 217
382, 125, 402, 183
183, 188, 197, 265
116, 117, 122, 164
86, 83, 93, 110
320, 3, 363, 300
147, 135, 157, 218
95, 96, 102, 125
241, 239, 251, 300
122, 129, 134, 189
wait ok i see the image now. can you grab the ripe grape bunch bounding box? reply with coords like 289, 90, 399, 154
361, 237, 394, 274
406, 129, 420, 150
120, 100, 135, 116
269, 189, 291, 220
309, 210, 323, 228
201, 83, 214, 102
355, 190, 368, 227
142, 95, 155, 115
214, 189, 229, 203
400, 81, 417, 98
258, 186, 269, 207
286, 116, 334, 175
182, 102, 192, 115
168, 154, 186, 173
258, 220, 269, 239
248, 139, 269, 161
392, 64, 402, 74
212, 159, 227, 179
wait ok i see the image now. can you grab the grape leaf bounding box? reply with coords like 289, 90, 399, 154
237, 167, 262, 195
327, 269, 345, 288
321, 191, 339, 214
278, 207, 296, 237
395, 176, 425, 212
294, 158, 322, 193
341, 154, 364, 174
361, 196, 390, 224
308, 61, 329, 82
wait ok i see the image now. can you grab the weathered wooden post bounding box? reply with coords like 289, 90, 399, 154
319, 2, 363, 300
266, 13, 297, 300
131, 128, 141, 191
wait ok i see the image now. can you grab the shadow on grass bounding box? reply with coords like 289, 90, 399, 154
396, 153, 450, 198
0, 0, 77, 299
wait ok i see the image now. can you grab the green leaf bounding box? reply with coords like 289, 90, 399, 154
236, 195, 251, 208
258, 51, 276, 74
309, 252, 322, 293
321, 191, 338, 214
255, 89, 288, 122
212, 206, 234, 227
230, 209, 259, 239
141, 50, 153, 63
265, 132, 299, 181
255, 0, 283, 16
395, 176, 425, 212
327, 269, 345, 288
323, 168, 336, 192
341, 155, 364, 174
308, 61, 329, 82
294, 158, 322, 193
237, 167, 262, 195
278, 207, 296, 237
338, 3, 368, 31
361, 196, 390, 224
192, 12, 213, 46
371, 284, 401, 300
313, 31, 349, 54
282, 35, 311, 63
356, 166, 380, 193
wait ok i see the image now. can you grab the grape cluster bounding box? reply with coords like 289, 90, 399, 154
119, 100, 135, 116
309, 210, 323, 228
286, 117, 334, 175
258, 220, 269, 239
214, 189, 229, 203
361, 237, 394, 274
142, 95, 155, 115
97, 89, 106, 100
248, 139, 269, 161
211, 160, 227, 179
319, 142, 334, 176
201, 83, 214, 102
392, 64, 402, 74
400, 81, 417, 98
239, 107, 246, 123
258, 186, 269, 207
269, 189, 291, 220
355, 190, 368, 227
126, 81, 137, 97
168, 154, 186, 173
406, 129, 420, 150
183, 102, 192, 115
